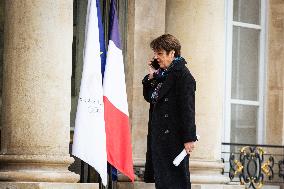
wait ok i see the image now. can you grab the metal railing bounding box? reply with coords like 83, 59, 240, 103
222, 142, 284, 189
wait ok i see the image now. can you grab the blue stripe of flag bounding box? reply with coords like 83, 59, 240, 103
96, 0, 106, 78
109, 0, 121, 49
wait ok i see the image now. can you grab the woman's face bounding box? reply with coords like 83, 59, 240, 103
153, 49, 175, 69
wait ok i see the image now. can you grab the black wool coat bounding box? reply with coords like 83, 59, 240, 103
142, 58, 197, 189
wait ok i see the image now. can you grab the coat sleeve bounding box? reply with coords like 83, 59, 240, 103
177, 71, 197, 143
142, 74, 156, 103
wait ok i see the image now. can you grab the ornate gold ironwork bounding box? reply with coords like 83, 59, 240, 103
229, 146, 274, 189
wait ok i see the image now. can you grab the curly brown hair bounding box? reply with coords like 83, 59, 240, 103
150, 34, 181, 57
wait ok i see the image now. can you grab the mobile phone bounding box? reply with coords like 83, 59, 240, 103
150, 59, 160, 70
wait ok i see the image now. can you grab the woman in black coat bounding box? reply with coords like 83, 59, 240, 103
142, 34, 198, 189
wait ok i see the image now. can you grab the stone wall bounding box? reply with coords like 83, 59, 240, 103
0, 0, 4, 149
266, 0, 284, 145
0, 0, 3, 95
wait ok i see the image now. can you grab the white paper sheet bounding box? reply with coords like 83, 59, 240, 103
173, 135, 200, 166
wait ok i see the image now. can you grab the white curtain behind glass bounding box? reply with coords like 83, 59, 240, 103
230, 0, 261, 144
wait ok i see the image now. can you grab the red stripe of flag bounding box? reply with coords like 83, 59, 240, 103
104, 96, 134, 181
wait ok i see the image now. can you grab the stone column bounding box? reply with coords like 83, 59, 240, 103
166, 0, 229, 184
130, 0, 166, 167
0, 0, 79, 182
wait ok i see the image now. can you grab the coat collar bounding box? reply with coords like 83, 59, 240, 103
167, 57, 187, 72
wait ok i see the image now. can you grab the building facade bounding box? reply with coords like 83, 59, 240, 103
0, 0, 283, 189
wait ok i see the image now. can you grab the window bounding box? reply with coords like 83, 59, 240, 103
224, 0, 267, 144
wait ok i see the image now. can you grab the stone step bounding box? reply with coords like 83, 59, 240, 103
262, 186, 280, 189
117, 182, 245, 189
0, 182, 100, 189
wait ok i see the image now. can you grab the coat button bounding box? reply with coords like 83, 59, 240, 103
164, 114, 168, 118
164, 98, 168, 102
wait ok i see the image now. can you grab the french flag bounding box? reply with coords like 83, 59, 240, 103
103, 0, 134, 182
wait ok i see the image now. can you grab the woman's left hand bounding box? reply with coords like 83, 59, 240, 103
184, 141, 195, 154
147, 59, 157, 79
